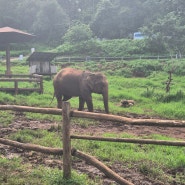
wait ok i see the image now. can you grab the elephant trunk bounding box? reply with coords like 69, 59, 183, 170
102, 89, 109, 114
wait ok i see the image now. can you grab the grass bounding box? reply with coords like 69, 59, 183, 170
8, 129, 62, 147
1, 59, 185, 119
0, 157, 98, 185
0, 59, 185, 184
5, 128, 184, 184
0, 111, 14, 126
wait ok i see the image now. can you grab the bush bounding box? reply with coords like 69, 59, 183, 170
54, 38, 149, 57
62, 23, 93, 43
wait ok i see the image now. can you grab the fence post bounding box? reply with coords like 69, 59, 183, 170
62, 101, 71, 179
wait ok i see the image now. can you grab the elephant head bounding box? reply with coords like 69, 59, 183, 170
83, 72, 109, 114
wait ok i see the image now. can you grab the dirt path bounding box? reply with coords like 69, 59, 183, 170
0, 115, 185, 185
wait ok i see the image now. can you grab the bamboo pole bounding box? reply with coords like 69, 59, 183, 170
62, 102, 71, 179
72, 148, 134, 185
71, 135, 185, 147
0, 138, 63, 155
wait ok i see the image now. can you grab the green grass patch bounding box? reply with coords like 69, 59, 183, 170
0, 111, 14, 126
1, 59, 185, 119
8, 129, 62, 148
0, 157, 98, 185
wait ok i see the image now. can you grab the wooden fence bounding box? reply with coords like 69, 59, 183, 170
54, 55, 184, 63
0, 103, 185, 185
0, 74, 43, 94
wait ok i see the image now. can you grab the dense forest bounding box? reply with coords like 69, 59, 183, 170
1, 0, 185, 55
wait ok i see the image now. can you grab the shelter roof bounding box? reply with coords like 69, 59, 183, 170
0, 27, 34, 44
27, 52, 58, 62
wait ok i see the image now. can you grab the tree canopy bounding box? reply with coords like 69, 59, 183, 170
0, 0, 185, 54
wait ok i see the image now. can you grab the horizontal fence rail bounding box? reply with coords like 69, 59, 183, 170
0, 74, 43, 94
55, 55, 184, 63
71, 135, 185, 147
0, 138, 63, 155
0, 105, 185, 127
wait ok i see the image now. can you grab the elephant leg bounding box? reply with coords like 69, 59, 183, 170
78, 96, 85, 111
86, 96, 93, 112
56, 95, 62, 109
63, 96, 72, 101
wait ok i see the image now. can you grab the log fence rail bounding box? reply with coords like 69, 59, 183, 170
0, 74, 43, 94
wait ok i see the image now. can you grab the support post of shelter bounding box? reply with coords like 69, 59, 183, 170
62, 101, 71, 179
5, 44, 12, 75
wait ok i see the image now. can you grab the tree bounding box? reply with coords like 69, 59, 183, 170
57, 0, 100, 24
16, 0, 41, 31
91, 0, 146, 39
91, 0, 119, 39
62, 23, 93, 43
142, 11, 185, 55
0, 0, 19, 27
32, 0, 68, 43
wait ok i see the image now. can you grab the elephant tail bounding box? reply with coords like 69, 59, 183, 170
49, 93, 55, 106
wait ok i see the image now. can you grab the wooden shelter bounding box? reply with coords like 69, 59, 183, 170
0, 27, 35, 75
27, 52, 58, 76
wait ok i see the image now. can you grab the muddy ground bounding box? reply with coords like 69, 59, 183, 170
0, 112, 185, 185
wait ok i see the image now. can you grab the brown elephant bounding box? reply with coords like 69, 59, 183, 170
53, 68, 109, 113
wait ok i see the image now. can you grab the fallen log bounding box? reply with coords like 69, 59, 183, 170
71, 135, 185, 147
72, 148, 134, 185
0, 138, 63, 155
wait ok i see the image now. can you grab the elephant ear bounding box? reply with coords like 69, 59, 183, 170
89, 73, 105, 90
83, 72, 105, 92
86, 73, 96, 91
83, 72, 96, 91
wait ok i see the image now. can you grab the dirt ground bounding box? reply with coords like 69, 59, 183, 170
0, 113, 185, 185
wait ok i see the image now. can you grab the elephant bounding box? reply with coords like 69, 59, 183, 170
53, 68, 109, 113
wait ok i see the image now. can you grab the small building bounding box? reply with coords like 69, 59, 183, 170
27, 52, 58, 76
